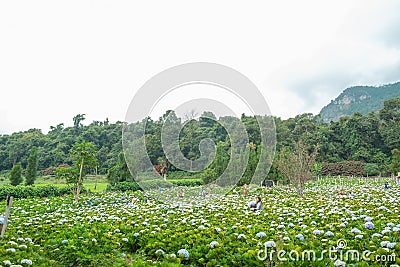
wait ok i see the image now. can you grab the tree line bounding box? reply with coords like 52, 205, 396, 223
1, 98, 399, 185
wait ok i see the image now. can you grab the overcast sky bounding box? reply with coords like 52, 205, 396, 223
1, 1, 399, 134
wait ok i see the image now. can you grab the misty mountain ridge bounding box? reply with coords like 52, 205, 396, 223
319, 81, 400, 122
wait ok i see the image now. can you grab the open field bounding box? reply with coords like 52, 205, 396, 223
0, 178, 399, 266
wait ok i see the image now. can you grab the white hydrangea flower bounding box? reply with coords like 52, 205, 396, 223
334, 259, 346, 266
264, 241, 276, 248
210, 241, 219, 248
21, 259, 32, 265
155, 249, 165, 256
381, 241, 390, 247
237, 234, 246, 240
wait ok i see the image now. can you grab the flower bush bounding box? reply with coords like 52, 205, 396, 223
0, 179, 399, 266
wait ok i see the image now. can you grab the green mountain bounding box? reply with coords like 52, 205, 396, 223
319, 81, 400, 122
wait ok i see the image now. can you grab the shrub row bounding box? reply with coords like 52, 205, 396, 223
0, 185, 72, 200
107, 178, 203, 192
321, 160, 365, 176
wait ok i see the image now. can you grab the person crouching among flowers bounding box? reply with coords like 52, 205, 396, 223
249, 196, 264, 211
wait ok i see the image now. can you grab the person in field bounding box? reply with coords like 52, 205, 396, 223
384, 181, 390, 189
178, 188, 184, 198
250, 196, 264, 211
242, 184, 247, 197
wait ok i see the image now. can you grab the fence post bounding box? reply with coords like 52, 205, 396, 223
1, 195, 13, 238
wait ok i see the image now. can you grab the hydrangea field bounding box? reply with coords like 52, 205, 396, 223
1, 178, 400, 266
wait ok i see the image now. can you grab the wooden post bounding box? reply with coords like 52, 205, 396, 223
1, 195, 13, 238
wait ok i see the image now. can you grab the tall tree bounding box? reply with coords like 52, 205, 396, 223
25, 146, 38, 185
276, 141, 318, 198
73, 114, 86, 129
69, 141, 97, 203
107, 152, 132, 184
390, 148, 400, 175
9, 162, 23, 186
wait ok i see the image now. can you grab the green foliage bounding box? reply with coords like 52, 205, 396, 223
106, 181, 142, 192
25, 146, 38, 185
201, 141, 229, 185
3, 179, 400, 266
390, 148, 400, 174
320, 82, 400, 122
107, 179, 202, 192
363, 163, 380, 176
107, 152, 132, 184
321, 161, 365, 176
1, 100, 400, 182
55, 166, 79, 185
0, 184, 71, 200
167, 178, 203, 187
9, 162, 23, 186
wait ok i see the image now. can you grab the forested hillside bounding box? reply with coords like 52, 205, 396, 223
1, 98, 399, 182
320, 82, 400, 122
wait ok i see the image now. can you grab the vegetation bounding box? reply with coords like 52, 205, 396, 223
25, 146, 38, 185
9, 163, 23, 186
391, 148, 400, 174
0, 98, 399, 190
0, 184, 71, 200
1, 179, 399, 266
276, 141, 318, 197
320, 81, 400, 122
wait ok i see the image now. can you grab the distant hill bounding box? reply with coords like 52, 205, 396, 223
319, 82, 400, 122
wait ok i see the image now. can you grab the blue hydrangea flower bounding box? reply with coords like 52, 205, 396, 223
177, 249, 189, 259
256, 232, 266, 238
365, 222, 374, 229
296, 234, 304, 241
313, 230, 321, 235
325, 231, 334, 237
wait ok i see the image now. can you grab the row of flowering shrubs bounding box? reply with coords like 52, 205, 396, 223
321, 160, 365, 176
107, 179, 203, 192
0, 185, 72, 200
